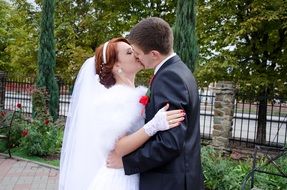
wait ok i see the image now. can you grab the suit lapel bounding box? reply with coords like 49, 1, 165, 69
145, 55, 182, 122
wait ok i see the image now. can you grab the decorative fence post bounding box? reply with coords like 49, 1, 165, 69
212, 81, 235, 152
0, 71, 7, 110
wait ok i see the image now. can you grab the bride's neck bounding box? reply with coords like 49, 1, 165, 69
115, 75, 135, 88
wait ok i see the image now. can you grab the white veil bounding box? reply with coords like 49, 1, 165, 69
58, 57, 106, 190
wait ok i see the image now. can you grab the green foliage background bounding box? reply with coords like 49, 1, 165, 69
1, 0, 286, 97
0, 0, 177, 83
195, 0, 287, 98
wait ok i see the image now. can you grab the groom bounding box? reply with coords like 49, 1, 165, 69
110, 17, 204, 190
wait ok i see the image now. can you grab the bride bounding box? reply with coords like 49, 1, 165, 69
58, 37, 185, 190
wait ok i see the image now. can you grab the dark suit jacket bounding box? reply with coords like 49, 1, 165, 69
122, 55, 204, 190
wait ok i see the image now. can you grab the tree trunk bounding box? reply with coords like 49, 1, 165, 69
256, 89, 267, 144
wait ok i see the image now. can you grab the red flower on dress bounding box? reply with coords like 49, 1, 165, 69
139, 95, 150, 106
16, 103, 22, 109
21, 129, 28, 137
139, 74, 154, 116
139, 74, 154, 107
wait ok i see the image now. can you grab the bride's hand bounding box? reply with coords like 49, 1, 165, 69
143, 103, 185, 136
106, 149, 123, 169
165, 104, 186, 128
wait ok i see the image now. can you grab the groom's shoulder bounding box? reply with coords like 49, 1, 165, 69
169, 59, 192, 76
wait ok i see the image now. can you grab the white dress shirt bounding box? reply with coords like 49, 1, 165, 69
154, 53, 176, 75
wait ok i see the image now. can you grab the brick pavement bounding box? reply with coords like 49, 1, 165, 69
0, 155, 59, 190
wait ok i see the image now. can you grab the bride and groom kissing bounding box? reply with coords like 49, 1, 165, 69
59, 17, 204, 190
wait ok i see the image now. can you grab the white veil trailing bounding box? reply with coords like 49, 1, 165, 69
59, 57, 106, 190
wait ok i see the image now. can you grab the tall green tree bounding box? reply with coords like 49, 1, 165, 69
3, 0, 177, 81
1, 0, 39, 77
196, 0, 287, 143
0, 0, 11, 70
36, 0, 59, 121
52, 0, 177, 82
173, 0, 198, 72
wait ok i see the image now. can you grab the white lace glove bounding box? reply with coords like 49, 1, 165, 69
143, 105, 169, 136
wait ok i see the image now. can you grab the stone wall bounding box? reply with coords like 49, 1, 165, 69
212, 81, 235, 151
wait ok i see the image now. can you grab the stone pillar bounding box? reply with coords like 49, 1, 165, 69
212, 81, 235, 152
0, 71, 7, 110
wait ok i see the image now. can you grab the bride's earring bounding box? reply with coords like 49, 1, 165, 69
117, 68, 123, 74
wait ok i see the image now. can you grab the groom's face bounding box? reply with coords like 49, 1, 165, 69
132, 45, 154, 69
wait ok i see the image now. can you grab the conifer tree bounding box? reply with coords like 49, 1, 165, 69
36, 0, 59, 121
173, 0, 198, 72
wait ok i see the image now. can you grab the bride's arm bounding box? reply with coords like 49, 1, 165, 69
114, 104, 185, 157
114, 128, 150, 157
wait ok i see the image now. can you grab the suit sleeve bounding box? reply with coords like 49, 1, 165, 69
122, 71, 190, 175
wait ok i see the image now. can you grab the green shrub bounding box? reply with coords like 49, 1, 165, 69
202, 146, 250, 190
251, 155, 287, 189
201, 146, 287, 190
0, 106, 23, 149
19, 117, 63, 156
9, 86, 65, 157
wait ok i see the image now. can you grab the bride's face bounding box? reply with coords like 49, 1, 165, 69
116, 42, 144, 75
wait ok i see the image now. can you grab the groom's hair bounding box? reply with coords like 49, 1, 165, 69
127, 17, 173, 55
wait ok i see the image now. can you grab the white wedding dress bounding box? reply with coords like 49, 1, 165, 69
59, 57, 146, 190
87, 84, 146, 190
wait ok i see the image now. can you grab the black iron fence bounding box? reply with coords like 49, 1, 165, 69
231, 99, 287, 148
199, 85, 215, 140
2, 77, 72, 117
198, 84, 286, 148
1, 76, 286, 148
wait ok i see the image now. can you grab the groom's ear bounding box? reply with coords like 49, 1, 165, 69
150, 50, 160, 59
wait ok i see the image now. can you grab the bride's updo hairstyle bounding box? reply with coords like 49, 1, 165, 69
95, 37, 130, 88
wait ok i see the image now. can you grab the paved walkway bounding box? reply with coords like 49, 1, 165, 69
0, 155, 59, 190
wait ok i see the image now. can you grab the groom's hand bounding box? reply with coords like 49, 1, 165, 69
106, 150, 123, 169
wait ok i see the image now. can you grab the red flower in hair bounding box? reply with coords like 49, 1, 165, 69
21, 129, 28, 137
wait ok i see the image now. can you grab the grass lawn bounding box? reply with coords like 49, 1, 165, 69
0, 142, 60, 167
